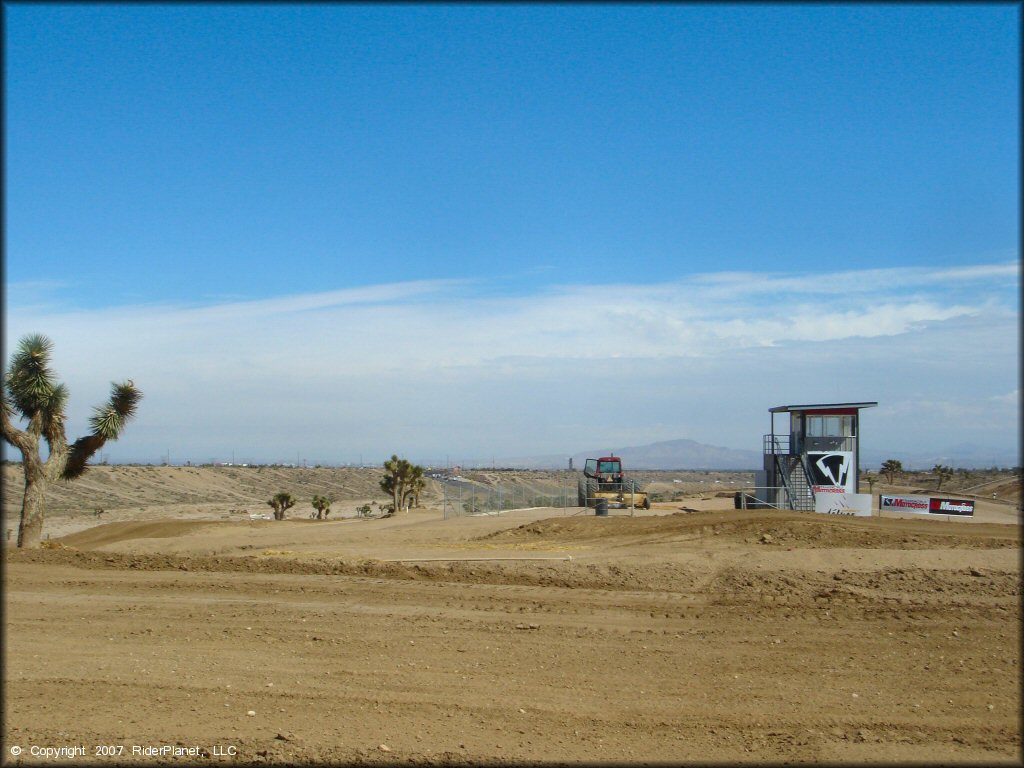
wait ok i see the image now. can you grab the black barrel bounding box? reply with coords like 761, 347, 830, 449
595, 498, 609, 516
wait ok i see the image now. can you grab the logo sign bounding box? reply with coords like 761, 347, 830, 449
928, 498, 975, 516
880, 495, 930, 513
814, 493, 872, 517
807, 451, 854, 494
880, 495, 975, 517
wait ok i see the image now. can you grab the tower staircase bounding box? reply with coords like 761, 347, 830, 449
775, 454, 815, 511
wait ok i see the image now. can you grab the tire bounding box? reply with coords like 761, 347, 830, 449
577, 478, 588, 507
584, 478, 598, 508
624, 478, 647, 508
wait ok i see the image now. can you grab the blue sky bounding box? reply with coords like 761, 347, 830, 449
4, 4, 1020, 466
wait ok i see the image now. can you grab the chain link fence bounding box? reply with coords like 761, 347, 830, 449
440, 478, 656, 518
441, 480, 578, 519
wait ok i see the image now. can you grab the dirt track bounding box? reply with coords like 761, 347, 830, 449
3, 502, 1021, 765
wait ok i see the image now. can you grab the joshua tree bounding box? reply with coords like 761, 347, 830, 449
311, 494, 332, 520
880, 459, 903, 485
380, 455, 405, 513
932, 464, 954, 491
380, 455, 425, 514
267, 492, 295, 520
2, 334, 142, 547
405, 464, 425, 510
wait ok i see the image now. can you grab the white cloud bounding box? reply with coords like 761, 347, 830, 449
4, 262, 1018, 464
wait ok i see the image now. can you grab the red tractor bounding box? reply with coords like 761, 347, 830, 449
577, 455, 650, 510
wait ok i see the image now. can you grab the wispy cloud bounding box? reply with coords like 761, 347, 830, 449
4, 262, 1018, 463
683, 261, 1020, 300
990, 389, 1020, 405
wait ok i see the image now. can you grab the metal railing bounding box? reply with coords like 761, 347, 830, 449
804, 436, 856, 453
764, 434, 856, 455
734, 486, 804, 511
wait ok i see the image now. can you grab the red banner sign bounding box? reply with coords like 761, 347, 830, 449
928, 498, 975, 516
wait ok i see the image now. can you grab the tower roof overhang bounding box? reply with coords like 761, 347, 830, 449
769, 402, 878, 414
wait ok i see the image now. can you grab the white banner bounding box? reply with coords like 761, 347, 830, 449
879, 494, 931, 514
814, 492, 873, 516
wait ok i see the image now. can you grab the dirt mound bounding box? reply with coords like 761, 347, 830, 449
481, 509, 1020, 549
6, 546, 693, 592
709, 563, 1021, 603
8, 544, 1019, 612
56, 520, 238, 549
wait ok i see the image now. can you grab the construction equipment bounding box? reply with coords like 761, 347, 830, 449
577, 455, 651, 510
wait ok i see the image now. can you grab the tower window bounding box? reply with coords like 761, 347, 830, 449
806, 415, 853, 437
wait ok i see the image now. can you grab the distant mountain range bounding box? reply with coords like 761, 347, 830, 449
501, 438, 1019, 471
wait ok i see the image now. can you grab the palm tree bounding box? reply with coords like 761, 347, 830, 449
2, 334, 142, 547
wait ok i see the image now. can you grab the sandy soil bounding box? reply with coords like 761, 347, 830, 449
2, 467, 1021, 764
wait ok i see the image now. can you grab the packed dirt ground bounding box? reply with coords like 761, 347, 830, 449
3, 465, 1021, 764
